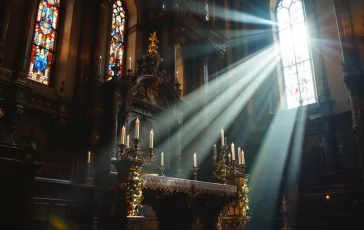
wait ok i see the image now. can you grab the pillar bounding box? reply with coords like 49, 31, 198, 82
332, 0, 364, 182
0, 0, 12, 67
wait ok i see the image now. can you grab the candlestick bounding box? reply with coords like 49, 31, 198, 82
99, 56, 102, 75
129, 57, 132, 69
221, 129, 224, 146
213, 144, 217, 156
192, 166, 199, 181
121, 125, 126, 145
126, 135, 130, 147
160, 164, 165, 176
238, 147, 242, 164
135, 118, 140, 139
88, 151, 91, 163
194, 152, 197, 167
149, 129, 154, 148
231, 143, 235, 161
242, 149, 245, 165
161, 152, 164, 166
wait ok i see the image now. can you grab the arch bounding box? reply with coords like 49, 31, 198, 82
27, 0, 61, 86
272, 0, 317, 108
107, 0, 127, 80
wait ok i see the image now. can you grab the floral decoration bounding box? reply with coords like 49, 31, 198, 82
126, 166, 144, 216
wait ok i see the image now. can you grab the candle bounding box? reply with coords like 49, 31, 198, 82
126, 135, 130, 147
88, 151, 91, 163
213, 144, 217, 156
135, 118, 140, 139
221, 129, 224, 146
231, 143, 235, 161
129, 57, 132, 69
121, 125, 125, 144
149, 129, 154, 148
176, 70, 179, 79
238, 147, 242, 164
242, 149, 245, 165
161, 152, 164, 165
99, 56, 102, 75
194, 152, 197, 167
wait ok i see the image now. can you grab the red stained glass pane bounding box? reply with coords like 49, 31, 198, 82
27, 0, 60, 85
107, 0, 126, 81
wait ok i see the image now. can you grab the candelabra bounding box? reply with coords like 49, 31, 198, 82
118, 138, 155, 164
212, 146, 246, 184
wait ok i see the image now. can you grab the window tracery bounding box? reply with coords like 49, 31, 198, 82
277, 0, 316, 108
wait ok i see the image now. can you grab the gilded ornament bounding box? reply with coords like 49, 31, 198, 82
0, 108, 4, 119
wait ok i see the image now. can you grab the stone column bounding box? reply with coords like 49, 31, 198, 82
332, 0, 364, 181
0, 0, 12, 66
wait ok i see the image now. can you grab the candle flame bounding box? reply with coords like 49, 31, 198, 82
100, 56, 102, 59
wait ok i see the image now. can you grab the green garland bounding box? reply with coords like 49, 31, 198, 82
239, 177, 250, 217
126, 166, 144, 216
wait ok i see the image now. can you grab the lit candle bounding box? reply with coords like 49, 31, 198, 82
176, 70, 179, 79
149, 129, 154, 148
121, 125, 125, 144
99, 56, 102, 75
213, 144, 217, 156
161, 152, 164, 166
88, 151, 91, 163
231, 143, 235, 161
126, 135, 130, 147
135, 118, 140, 139
194, 152, 197, 167
221, 129, 224, 146
242, 149, 245, 165
129, 57, 132, 70
238, 147, 242, 164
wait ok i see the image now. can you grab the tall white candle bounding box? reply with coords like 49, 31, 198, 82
149, 129, 154, 148
221, 129, 224, 146
121, 125, 125, 144
135, 118, 140, 139
242, 149, 245, 165
213, 144, 217, 156
161, 152, 164, 165
194, 152, 197, 167
231, 143, 235, 161
126, 135, 130, 147
129, 57, 132, 69
238, 147, 242, 164
88, 151, 91, 163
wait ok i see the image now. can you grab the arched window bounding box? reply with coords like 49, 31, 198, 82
107, 0, 126, 81
27, 0, 61, 86
276, 0, 316, 108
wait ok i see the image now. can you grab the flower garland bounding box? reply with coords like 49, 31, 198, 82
126, 166, 144, 216
239, 177, 250, 217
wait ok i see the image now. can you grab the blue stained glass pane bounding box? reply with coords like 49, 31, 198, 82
28, 0, 61, 85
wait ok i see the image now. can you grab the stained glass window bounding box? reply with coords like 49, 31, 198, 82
107, 1, 126, 81
277, 0, 316, 108
27, 0, 61, 86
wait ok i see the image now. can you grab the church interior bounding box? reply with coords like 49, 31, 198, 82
1, 0, 364, 229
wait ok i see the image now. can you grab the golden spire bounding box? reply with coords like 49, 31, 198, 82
148, 32, 159, 55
